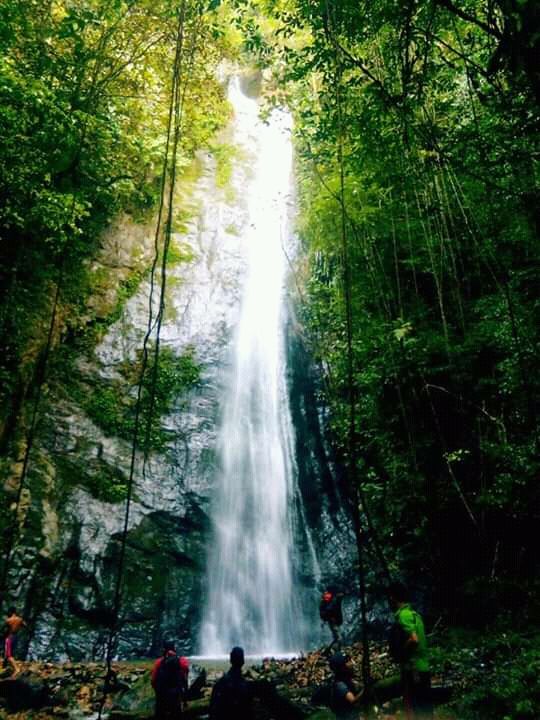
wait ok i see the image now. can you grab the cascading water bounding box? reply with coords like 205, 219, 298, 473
199, 77, 317, 656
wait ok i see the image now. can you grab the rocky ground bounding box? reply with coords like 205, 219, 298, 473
0, 640, 461, 720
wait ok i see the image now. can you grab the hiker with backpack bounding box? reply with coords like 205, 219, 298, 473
387, 582, 433, 719
151, 639, 189, 719
319, 586, 344, 650
209, 646, 254, 720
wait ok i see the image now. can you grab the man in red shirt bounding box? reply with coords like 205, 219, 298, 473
151, 639, 189, 719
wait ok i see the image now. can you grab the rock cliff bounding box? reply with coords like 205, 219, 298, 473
3, 98, 356, 661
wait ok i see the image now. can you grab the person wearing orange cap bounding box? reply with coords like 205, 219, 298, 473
151, 639, 189, 718
319, 586, 344, 650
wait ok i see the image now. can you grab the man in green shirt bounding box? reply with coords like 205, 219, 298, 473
387, 582, 433, 719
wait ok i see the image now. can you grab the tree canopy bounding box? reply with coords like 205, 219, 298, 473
0, 0, 539, 649
222, 0, 540, 622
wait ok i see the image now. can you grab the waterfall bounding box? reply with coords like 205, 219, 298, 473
199, 77, 315, 656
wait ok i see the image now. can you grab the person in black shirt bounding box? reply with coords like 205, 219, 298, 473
328, 652, 364, 719
209, 646, 254, 720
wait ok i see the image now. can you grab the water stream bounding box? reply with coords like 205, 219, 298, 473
199, 77, 317, 656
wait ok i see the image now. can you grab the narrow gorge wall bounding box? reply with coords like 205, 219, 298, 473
2, 77, 357, 660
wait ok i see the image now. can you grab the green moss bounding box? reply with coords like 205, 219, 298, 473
83, 384, 134, 441
87, 473, 128, 504
210, 141, 243, 190
224, 185, 237, 204
167, 154, 204, 235
225, 223, 240, 235
178, 153, 204, 188
47, 264, 151, 375
166, 238, 196, 265
55, 455, 129, 504
113, 666, 158, 715
104, 267, 149, 328
75, 345, 201, 452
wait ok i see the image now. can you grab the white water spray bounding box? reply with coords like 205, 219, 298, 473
199, 78, 313, 655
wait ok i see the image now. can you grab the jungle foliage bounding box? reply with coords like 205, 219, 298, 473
224, 0, 540, 626
0, 0, 539, 653
432, 628, 540, 719
0, 0, 230, 444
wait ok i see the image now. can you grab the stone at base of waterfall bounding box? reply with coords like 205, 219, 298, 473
110, 671, 154, 717
0, 675, 52, 712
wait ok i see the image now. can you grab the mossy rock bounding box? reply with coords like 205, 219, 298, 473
112, 672, 155, 716
0, 676, 52, 711
111, 690, 209, 719
55, 454, 129, 504
305, 711, 334, 720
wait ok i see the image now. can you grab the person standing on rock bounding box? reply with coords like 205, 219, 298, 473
328, 652, 364, 719
320, 586, 345, 650
151, 639, 189, 719
387, 582, 433, 719
3, 607, 26, 678
209, 646, 254, 720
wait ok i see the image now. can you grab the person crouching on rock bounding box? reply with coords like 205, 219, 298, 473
328, 652, 364, 719
151, 639, 189, 719
3, 607, 26, 678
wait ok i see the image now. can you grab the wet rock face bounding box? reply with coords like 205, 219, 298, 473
17, 150, 248, 660
285, 314, 359, 641
7, 115, 355, 662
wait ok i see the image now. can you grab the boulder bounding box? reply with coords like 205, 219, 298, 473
0, 675, 52, 712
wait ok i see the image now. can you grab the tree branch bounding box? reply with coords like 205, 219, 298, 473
434, 0, 502, 40
423, 29, 493, 80
334, 38, 400, 107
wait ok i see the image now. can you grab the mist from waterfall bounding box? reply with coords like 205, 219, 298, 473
199, 77, 317, 656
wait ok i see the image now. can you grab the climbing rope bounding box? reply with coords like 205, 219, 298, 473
141, 10, 202, 467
